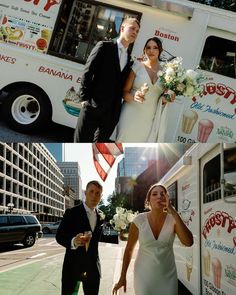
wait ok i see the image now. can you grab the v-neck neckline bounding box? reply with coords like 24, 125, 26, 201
146, 212, 168, 241
142, 63, 158, 85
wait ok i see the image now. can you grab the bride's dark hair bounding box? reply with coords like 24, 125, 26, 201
143, 37, 163, 60
144, 184, 167, 209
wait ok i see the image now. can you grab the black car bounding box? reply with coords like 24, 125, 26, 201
0, 214, 42, 247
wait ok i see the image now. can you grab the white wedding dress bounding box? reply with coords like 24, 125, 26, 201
115, 62, 164, 142
132, 212, 178, 295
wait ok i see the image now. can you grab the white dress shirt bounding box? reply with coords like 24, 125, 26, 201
71, 203, 97, 249
117, 39, 128, 71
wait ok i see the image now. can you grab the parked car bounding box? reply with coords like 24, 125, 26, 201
0, 214, 42, 247
42, 221, 61, 234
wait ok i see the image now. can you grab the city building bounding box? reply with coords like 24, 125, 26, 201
57, 162, 82, 202
117, 147, 158, 178
0, 143, 64, 221
64, 186, 77, 210
132, 144, 192, 211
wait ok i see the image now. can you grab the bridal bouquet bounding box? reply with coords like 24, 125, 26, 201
110, 207, 138, 232
158, 57, 207, 102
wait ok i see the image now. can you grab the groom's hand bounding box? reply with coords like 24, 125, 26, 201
74, 233, 86, 247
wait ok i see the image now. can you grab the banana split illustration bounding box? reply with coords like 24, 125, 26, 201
4, 26, 24, 40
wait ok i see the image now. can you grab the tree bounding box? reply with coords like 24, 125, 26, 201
98, 192, 131, 221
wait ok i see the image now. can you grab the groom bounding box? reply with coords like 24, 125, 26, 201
56, 180, 104, 295
74, 17, 140, 142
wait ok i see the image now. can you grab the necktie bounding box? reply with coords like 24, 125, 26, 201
119, 47, 127, 71
88, 210, 96, 231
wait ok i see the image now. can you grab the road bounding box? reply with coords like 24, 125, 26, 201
0, 103, 75, 142
0, 235, 136, 295
0, 235, 191, 295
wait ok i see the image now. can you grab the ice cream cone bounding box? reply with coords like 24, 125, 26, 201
140, 83, 149, 95
186, 264, 192, 281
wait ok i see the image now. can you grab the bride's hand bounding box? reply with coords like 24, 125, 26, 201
112, 277, 127, 295
160, 192, 177, 215
134, 90, 145, 103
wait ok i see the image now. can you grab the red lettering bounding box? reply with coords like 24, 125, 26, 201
228, 217, 236, 233
24, 0, 60, 11
216, 83, 226, 96
206, 82, 216, 94
202, 211, 236, 239
230, 93, 236, 105
224, 86, 235, 99
44, 0, 60, 11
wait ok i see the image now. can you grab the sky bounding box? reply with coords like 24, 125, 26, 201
64, 143, 160, 200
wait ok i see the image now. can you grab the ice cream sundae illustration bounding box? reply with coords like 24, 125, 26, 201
63, 87, 82, 116
180, 198, 192, 224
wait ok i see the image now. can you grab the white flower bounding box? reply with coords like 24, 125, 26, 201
186, 69, 198, 80
166, 67, 175, 76
158, 57, 207, 100
98, 209, 105, 220
110, 207, 138, 232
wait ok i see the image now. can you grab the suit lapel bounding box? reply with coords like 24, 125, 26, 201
113, 42, 122, 74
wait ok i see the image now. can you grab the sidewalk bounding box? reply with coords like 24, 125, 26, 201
0, 243, 135, 295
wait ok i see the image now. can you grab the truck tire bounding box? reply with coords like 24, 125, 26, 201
23, 233, 36, 247
3, 86, 52, 133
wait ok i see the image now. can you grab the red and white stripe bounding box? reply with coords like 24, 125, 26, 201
92, 143, 123, 181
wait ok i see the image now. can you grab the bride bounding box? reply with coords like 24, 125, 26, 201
115, 37, 172, 142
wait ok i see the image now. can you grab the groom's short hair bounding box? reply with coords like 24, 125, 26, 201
86, 180, 103, 191
121, 17, 140, 29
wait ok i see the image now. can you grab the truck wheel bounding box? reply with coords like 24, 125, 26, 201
3, 86, 52, 133
23, 233, 36, 247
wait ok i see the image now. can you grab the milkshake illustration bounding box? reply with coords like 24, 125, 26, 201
41, 29, 51, 42
197, 119, 214, 142
186, 250, 193, 281
211, 257, 222, 289
203, 249, 211, 276
181, 110, 198, 134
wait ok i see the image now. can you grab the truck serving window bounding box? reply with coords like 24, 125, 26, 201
203, 155, 221, 203
223, 148, 236, 198
167, 182, 178, 210
200, 36, 236, 79
49, 0, 141, 64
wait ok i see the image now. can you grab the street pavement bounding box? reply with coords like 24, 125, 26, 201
0, 239, 136, 295
0, 238, 191, 295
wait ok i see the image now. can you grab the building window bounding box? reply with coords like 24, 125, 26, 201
203, 155, 221, 203
49, 0, 141, 64
200, 36, 236, 79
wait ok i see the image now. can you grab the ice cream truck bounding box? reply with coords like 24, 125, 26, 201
158, 143, 236, 295
0, 0, 235, 141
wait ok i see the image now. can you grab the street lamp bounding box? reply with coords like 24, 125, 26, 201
7, 202, 14, 214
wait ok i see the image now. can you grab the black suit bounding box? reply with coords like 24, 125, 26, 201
74, 41, 133, 142
56, 204, 104, 295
